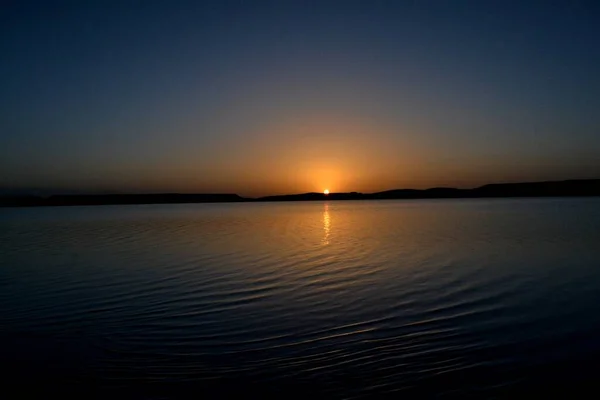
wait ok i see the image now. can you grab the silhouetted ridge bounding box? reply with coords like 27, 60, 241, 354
0, 193, 246, 207
472, 179, 600, 197
1, 179, 599, 207
259, 192, 365, 202
370, 188, 465, 199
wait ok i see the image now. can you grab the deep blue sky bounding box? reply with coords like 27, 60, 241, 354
1, 0, 599, 195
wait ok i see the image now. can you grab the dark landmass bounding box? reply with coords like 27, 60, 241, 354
1, 179, 599, 207
0, 193, 245, 207
258, 179, 600, 202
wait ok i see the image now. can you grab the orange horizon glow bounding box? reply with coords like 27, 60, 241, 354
15, 108, 598, 198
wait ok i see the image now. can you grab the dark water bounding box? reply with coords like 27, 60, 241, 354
2, 198, 600, 398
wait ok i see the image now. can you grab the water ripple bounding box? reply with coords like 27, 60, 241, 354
2, 199, 600, 397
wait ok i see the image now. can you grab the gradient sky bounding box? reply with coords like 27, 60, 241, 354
2, 0, 599, 196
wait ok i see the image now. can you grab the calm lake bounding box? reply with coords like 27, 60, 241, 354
2, 198, 600, 398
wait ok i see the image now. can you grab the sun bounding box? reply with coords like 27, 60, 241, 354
324, 189, 330, 195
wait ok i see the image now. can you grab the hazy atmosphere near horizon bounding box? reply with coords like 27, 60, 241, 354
2, 0, 600, 196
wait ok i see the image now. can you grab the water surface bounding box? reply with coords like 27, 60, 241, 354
2, 198, 600, 397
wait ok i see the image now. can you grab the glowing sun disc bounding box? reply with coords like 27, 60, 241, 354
324, 189, 330, 195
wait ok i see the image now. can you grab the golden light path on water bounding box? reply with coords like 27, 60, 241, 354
322, 203, 330, 245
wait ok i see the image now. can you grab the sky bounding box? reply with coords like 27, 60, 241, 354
1, 0, 599, 196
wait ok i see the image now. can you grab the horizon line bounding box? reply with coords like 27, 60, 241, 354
2, 178, 599, 200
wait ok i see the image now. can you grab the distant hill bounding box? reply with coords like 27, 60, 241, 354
259, 192, 365, 202
1, 179, 599, 207
257, 179, 600, 202
0, 193, 247, 207
471, 179, 600, 198
369, 187, 465, 199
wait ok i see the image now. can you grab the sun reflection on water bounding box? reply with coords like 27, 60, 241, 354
323, 203, 330, 245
